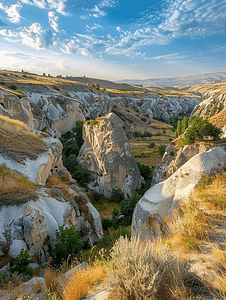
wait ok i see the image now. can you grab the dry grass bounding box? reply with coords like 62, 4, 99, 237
210, 109, 226, 129
64, 264, 107, 300
193, 173, 226, 209
0, 165, 36, 203
203, 242, 226, 299
0, 115, 48, 163
44, 269, 58, 293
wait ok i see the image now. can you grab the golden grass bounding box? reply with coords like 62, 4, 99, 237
193, 173, 226, 209
31, 279, 42, 294
0, 115, 26, 128
44, 269, 58, 293
46, 174, 70, 187
0, 165, 36, 203
203, 242, 226, 299
64, 264, 107, 300
210, 109, 226, 129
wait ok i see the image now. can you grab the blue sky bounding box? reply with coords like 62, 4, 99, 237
0, 0, 226, 80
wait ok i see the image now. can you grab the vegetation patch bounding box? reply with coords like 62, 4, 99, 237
0, 165, 36, 203
0, 115, 48, 163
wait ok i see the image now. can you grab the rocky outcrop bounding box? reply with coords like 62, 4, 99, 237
0, 187, 103, 262
112, 95, 199, 122
0, 133, 67, 185
192, 91, 226, 119
77, 113, 141, 197
131, 147, 226, 241
151, 142, 213, 186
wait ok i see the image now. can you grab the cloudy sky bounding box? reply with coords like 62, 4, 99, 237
0, 0, 226, 80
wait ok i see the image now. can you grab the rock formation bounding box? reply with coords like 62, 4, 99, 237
77, 113, 141, 197
131, 147, 226, 241
151, 142, 213, 186
0, 187, 103, 262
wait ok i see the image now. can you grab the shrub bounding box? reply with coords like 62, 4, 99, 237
162, 129, 166, 133
183, 118, 221, 145
143, 131, 153, 137
108, 236, 189, 300
52, 226, 83, 266
157, 131, 161, 136
119, 192, 141, 226
10, 249, 33, 277
170, 150, 174, 156
9, 84, 18, 90
141, 117, 147, 122
158, 145, 167, 157
90, 119, 99, 126
108, 189, 124, 203
148, 141, 155, 148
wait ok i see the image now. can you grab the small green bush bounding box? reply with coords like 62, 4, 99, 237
157, 131, 161, 136
119, 192, 141, 226
9, 84, 18, 90
162, 129, 166, 133
90, 119, 99, 126
52, 226, 83, 266
108, 189, 124, 203
148, 142, 155, 148
158, 145, 167, 156
170, 150, 174, 156
141, 117, 147, 122
10, 249, 33, 277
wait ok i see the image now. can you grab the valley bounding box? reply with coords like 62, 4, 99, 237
0, 69, 226, 300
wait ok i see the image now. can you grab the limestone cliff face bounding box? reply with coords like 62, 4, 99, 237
77, 113, 141, 197
132, 147, 226, 241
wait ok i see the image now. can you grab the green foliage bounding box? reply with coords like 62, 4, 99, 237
158, 144, 167, 157
188, 116, 193, 127
52, 226, 83, 266
143, 131, 153, 137
148, 141, 155, 148
90, 119, 99, 126
157, 131, 161, 136
170, 116, 180, 129
183, 118, 222, 145
162, 129, 166, 133
108, 189, 124, 203
10, 249, 33, 277
9, 84, 18, 90
181, 116, 188, 134
60, 121, 89, 185
119, 192, 141, 226
170, 151, 175, 156
141, 117, 147, 122
176, 120, 182, 136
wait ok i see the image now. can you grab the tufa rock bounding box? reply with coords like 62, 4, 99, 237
77, 113, 141, 197
132, 147, 226, 241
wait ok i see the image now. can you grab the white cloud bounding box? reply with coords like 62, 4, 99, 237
86, 23, 102, 31
0, 29, 18, 37
0, 3, 22, 23
116, 26, 121, 32
19, 22, 56, 50
98, 0, 118, 8
151, 53, 179, 60
48, 11, 58, 31
106, 0, 226, 57
21, 0, 67, 15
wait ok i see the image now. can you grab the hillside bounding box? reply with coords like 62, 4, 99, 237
117, 72, 226, 87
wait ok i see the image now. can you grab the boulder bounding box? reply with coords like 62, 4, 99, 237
132, 147, 226, 241
77, 113, 141, 197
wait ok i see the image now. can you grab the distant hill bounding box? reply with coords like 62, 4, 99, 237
116, 72, 226, 87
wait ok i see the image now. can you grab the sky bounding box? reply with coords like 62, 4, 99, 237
0, 0, 226, 81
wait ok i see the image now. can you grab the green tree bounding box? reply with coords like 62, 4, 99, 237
181, 116, 188, 134
52, 226, 83, 266
120, 192, 141, 226
183, 118, 222, 145
176, 120, 182, 136
188, 116, 193, 127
